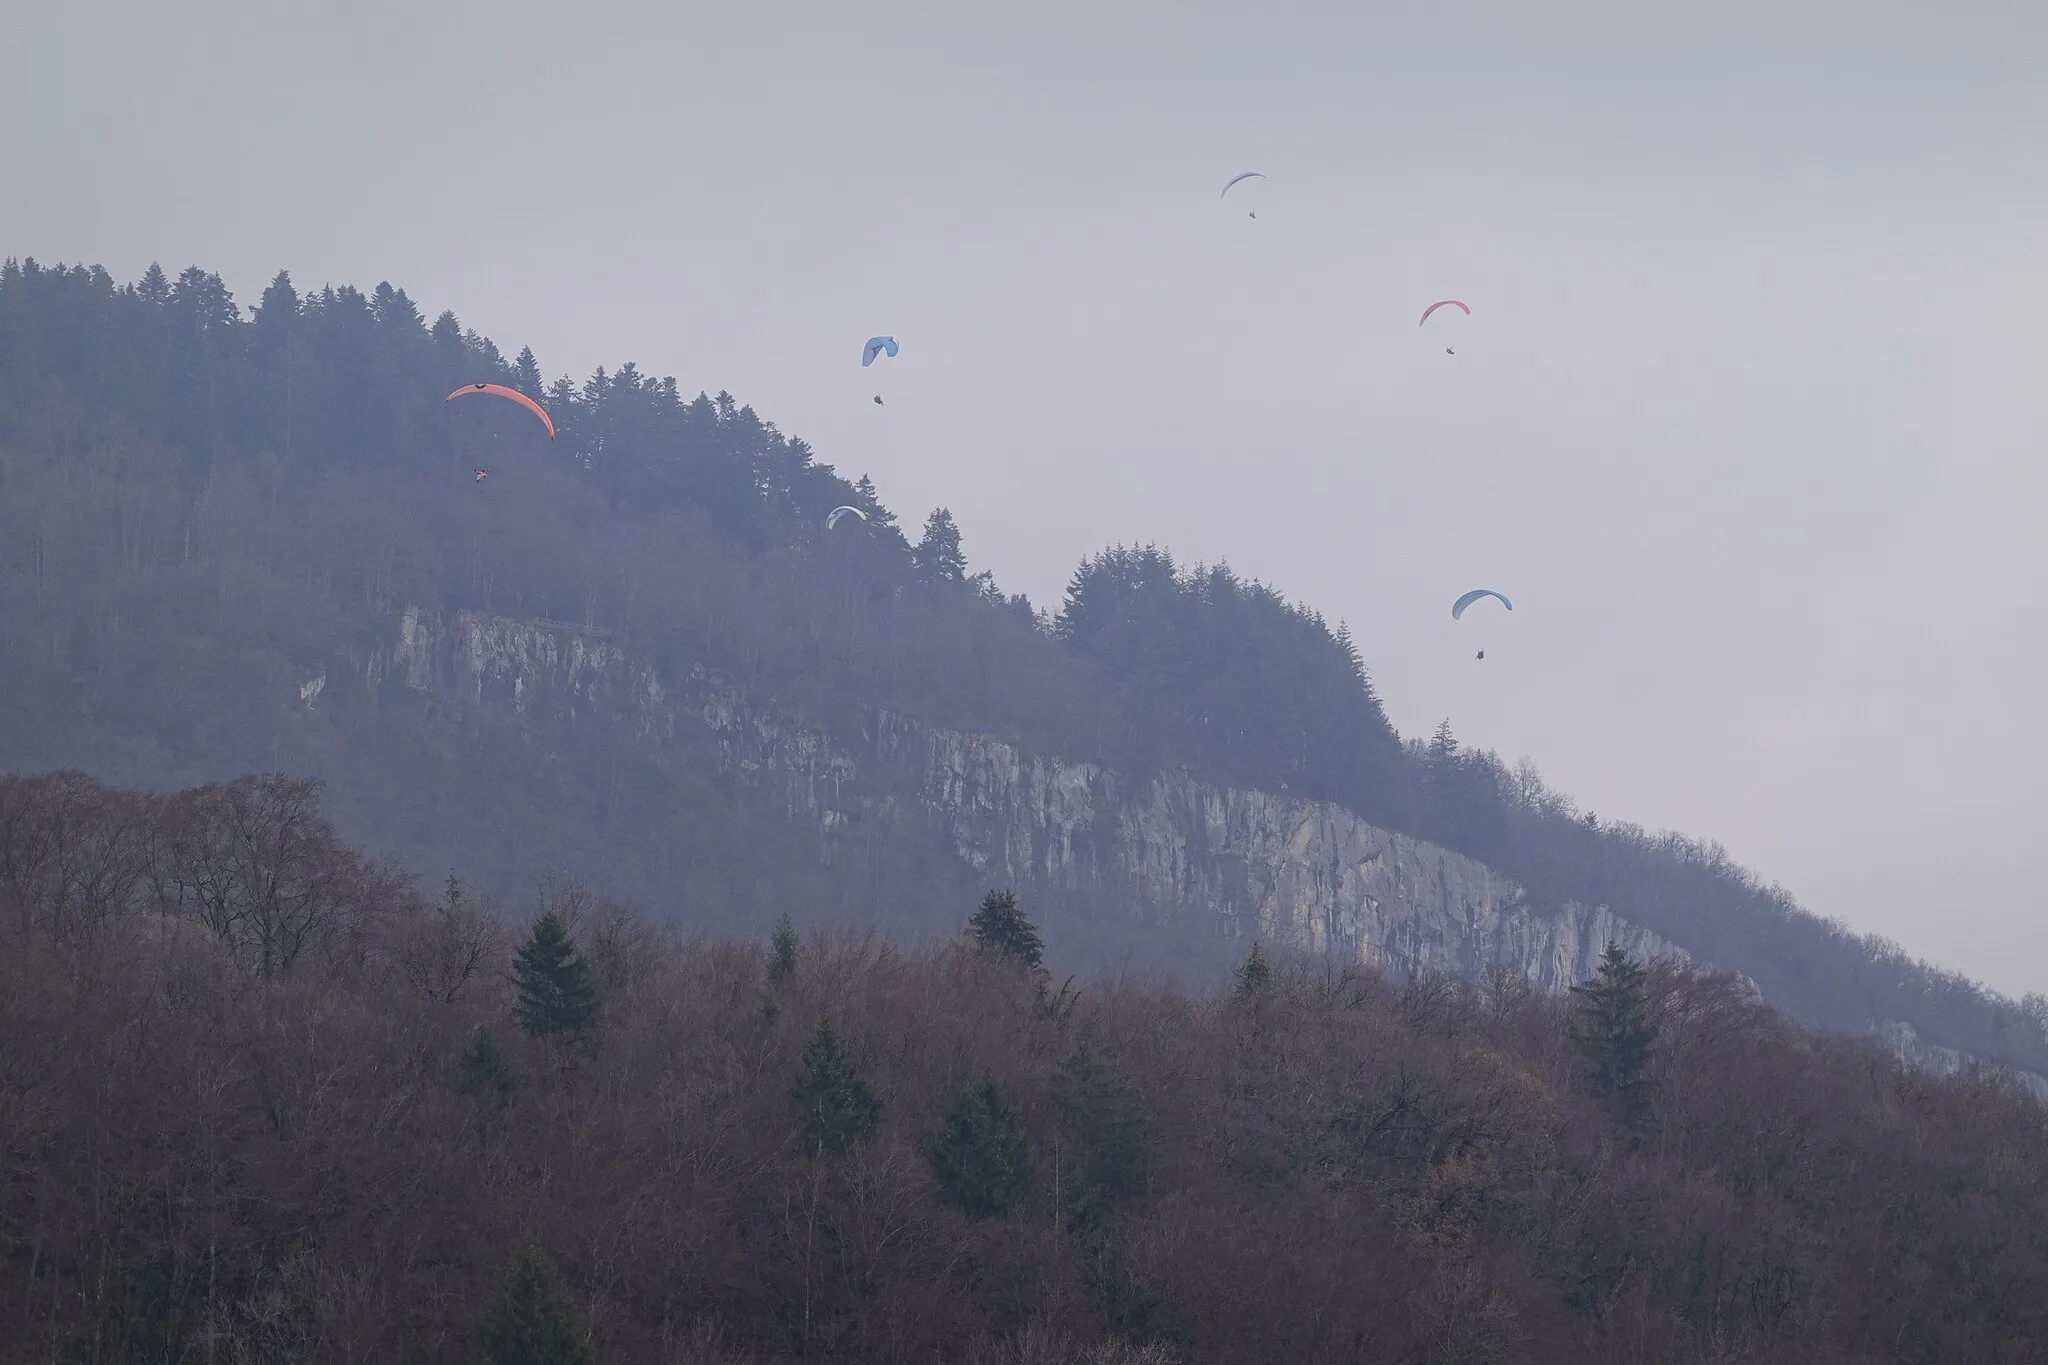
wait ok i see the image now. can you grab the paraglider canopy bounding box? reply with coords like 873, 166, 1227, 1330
1451, 589, 1512, 620
445, 383, 556, 438
1219, 171, 1267, 198
1419, 300, 1470, 327
826, 506, 869, 531
861, 336, 899, 367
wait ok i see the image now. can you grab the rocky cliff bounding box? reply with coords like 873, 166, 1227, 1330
330, 605, 2041, 1094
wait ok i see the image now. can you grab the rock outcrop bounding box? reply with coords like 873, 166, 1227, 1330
342, 605, 2043, 1096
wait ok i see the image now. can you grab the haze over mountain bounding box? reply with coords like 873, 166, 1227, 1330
7, 0, 2045, 996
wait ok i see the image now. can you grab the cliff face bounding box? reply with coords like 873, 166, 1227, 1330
359, 605, 1677, 988
340, 606, 2041, 1095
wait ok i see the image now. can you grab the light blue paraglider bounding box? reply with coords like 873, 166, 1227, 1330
1450, 589, 1512, 620
1219, 171, 1268, 198
861, 336, 899, 367
826, 506, 868, 531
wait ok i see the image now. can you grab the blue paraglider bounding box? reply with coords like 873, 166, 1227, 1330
826, 506, 869, 532
862, 336, 899, 367
1450, 589, 1512, 620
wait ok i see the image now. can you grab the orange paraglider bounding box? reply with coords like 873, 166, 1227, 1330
444, 383, 556, 438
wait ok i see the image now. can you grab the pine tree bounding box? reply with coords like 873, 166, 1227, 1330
1232, 941, 1274, 1002
913, 507, 967, 584
477, 1239, 595, 1365
790, 1020, 882, 1158
768, 913, 800, 985
512, 912, 598, 1041
927, 1076, 1030, 1217
967, 889, 1044, 972
1569, 942, 1658, 1126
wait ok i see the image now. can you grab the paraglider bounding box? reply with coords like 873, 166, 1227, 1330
826, 506, 868, 532
863, 337, 898, 405
1475, 650, 1485, 660
1220, 171, 1267, 218
473, 467, 488, 483
444, 383, 556, 438
1451, 589, 1512, 619
1419, 300, 1470, 327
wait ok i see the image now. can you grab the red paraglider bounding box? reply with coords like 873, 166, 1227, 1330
444, 383, 557, 439
1418, 299, 1470, 327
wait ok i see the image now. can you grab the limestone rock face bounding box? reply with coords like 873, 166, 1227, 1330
353, 606, 2042, 1096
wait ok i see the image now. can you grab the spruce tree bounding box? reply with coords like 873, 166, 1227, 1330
912, 507, 967, 584
1569, 942, 1659, 1126
968, 889, 1044, 972
457, 1025, 519, 1106
512, 912, 598, 1041
1232, 941, 1274, 1002
477, 1238, 595, 1365
790, 1020, 883, 1158
927, 1077, 1030, 1217
1055, 1039, 1149, 1228
768, 913, 800, 986
512, 346, 545, 399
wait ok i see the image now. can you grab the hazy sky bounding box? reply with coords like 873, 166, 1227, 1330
6, 0, 2046, 992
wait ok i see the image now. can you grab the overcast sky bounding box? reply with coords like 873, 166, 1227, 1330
6, 0, 2046, 993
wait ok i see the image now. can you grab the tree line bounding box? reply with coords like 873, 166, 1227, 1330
5, 770, 2048, 1362
2, 254, 2042, 1079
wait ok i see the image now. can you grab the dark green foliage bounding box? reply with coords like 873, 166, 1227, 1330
791, 1020, 883, 1158
968, 889, 1044, 972
912, 507, 967, 584
1232, 941, 1274, 1002
768, 913, 800, 985
477, 1239, 595, 1365
927, 1077, 1031, 1217
513, 913, 598, 1041
1570, 943, 1658, 1125
1054, 547, 1408, 821
1419, 719, 1508, 858
457, 1026, 519, 1106
1055, 1040, 1149, 1228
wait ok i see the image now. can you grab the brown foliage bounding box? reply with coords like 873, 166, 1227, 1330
3, 771, 2048, 1363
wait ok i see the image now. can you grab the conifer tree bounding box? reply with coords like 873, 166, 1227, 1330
927, 1076, 1030, 1217
968, 889, 1044, 972
477, 1238, 595, 1365
1569, 942, 1659, 1126
1056, 1039, 1149, 1228
1232, 941, 1274, 1002
913, 507, 967, 584
512, 912, 598, 1041
790, 1020, 882, 1158
768, 913, 800, 985
457, 1025, 519, 1106
852, 474, 898, 532
512, 346, 545, 399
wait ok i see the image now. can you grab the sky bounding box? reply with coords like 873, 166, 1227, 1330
5, 0, 2046, 993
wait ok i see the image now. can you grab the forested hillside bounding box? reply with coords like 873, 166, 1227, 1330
2, 254, 2043, 1077
4, 770, 2047, 1364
